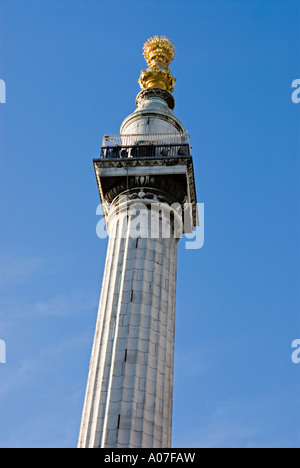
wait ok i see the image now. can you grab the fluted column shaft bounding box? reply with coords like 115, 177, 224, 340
78, 194, 181, 448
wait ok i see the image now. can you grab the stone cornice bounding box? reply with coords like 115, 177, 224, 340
136, 88, 175, 110
93, 156, 198, 230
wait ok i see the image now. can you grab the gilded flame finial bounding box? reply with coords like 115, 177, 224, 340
138, 36, 177, 93
143, 35, 176, 68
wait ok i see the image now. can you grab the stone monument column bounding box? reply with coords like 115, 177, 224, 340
78, 36, 198, 449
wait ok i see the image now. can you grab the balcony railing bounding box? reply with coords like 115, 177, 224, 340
100, 133, 191, 160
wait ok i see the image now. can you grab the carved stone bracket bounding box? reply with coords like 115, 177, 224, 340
104, 176, 186, 207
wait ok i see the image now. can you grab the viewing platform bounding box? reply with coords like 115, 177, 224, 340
100, 133, 191, 159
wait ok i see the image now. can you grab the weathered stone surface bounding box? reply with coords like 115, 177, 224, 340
78, 203, 180, 448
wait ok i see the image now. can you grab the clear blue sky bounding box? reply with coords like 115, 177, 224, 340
0, 0, 300, 448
